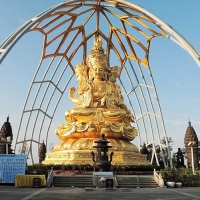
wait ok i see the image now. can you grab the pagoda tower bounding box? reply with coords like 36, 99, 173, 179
38, 141, 46, 163
0, 116, 14, 154
184, 121, 198, 168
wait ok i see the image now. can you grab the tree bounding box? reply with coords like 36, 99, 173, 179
146, 137, 174, 167
145, 143, 160, 163
49, 142, 54, 151
160, 137, 173, 167
18, 141, 29, 154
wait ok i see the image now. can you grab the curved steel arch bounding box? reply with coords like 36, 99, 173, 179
1, 1, 199, 66
1, 0, 200, 166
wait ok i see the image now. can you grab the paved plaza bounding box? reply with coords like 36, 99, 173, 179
0, 185, 200, 200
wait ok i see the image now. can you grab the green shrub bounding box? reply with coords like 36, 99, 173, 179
159, 167, 200, 183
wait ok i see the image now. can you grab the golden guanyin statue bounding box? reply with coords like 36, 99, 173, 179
43, 37, 149, 165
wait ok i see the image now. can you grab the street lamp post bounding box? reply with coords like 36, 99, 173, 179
188, 141, 196, 174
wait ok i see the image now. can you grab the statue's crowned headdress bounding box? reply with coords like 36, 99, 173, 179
87, 37, 110, 80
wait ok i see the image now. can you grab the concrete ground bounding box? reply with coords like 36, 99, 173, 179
0, 185, 200, 200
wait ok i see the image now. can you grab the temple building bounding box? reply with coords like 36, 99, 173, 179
184, 121, 199, 168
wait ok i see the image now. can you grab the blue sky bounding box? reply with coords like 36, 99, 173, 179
0, 0, 200, 158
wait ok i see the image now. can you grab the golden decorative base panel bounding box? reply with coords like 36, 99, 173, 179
43, 138, 150, 166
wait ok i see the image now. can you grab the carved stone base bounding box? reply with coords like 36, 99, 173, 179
42, 138, 150, 166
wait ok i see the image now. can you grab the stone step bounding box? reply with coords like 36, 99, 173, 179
52, 175, 158, 188
53, 175, 93, 187
116, 175, 158, 188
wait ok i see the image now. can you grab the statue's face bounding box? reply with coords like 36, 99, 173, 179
109, 72, 118, 82
92, 64, 104, 79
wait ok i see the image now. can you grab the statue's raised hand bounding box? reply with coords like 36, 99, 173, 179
69, 87, 76, 98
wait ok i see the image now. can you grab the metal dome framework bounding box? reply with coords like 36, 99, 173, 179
0, 0, 200, 166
